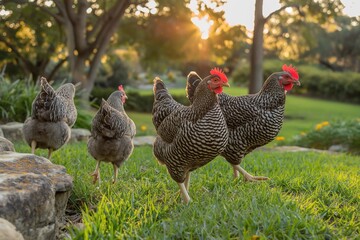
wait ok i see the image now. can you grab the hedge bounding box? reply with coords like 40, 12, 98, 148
231, 60, 360, 104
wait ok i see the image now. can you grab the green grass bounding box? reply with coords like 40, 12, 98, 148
126, 87, 360, 140
14, 142, 360, 239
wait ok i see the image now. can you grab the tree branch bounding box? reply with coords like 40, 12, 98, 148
0, 36, 34, 74
88, 1, 130, 81
264, 4, 303, 23
47, 57, 68, 80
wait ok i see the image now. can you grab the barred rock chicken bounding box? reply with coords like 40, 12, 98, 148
186, 64, 300, 181
23, 77, 77, 159
152, 68, 230, 204
87, 86, 136, 184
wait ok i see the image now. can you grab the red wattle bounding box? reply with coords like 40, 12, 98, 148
283, 83, 293, 91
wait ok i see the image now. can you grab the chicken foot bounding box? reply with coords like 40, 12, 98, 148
232, 164, 269, 182
178, 182, 191, 204
91, 161, 101, 184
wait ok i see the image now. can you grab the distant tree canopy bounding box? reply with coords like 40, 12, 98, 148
249, 0, 345, 93
0, 0, 359, 99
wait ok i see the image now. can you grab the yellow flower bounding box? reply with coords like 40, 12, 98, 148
300, 132, 306, 136
140, 125, 147, 132
321, 121, 330, 127
315, 124, 323, 131
275, 136, 285, 141
315, 121, 330, 130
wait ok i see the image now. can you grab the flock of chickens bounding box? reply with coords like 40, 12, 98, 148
22, 64, 300, 204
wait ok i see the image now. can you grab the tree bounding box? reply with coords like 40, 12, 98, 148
1, 0, 135, 102
0, 2, 65, 80
50, 0, 132, 101
249, 0, 343, 93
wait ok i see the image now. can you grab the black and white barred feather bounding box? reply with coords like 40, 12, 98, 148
186, 72, 287, 165
152, 75, 228, 183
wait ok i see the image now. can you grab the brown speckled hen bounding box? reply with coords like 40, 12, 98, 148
186, 64, 300, 181
22, 77, 77, 159
152, 69, 229, 204
87, 86, 136, 184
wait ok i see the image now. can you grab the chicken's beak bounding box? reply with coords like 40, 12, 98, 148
294, 80, 301, 86
223, 82, 230, 87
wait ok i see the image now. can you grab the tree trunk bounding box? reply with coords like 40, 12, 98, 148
249, 0, 265, 94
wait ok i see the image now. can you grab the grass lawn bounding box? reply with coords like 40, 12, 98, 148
128, 86, 360, 141
15, 142, 360, 239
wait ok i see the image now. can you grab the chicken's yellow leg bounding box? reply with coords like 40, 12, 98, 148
91, 161, 101, 184
48, 148, 53, 160
233, 164, 269, 181
112, 164, 118, 184
178, 182, 191, 204
31, 140, 36, 154
184, 172, 191, 191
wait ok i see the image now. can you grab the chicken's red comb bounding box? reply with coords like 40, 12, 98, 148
118, 85, 124, 92
282, 64, 299, 80
210, 67, 228, 82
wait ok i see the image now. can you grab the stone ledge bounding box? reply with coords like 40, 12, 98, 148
0, 152, 73, 240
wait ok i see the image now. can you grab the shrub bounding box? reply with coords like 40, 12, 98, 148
0, 75, 38, 123
289, 119, 360, 154
90, 87, 190, 113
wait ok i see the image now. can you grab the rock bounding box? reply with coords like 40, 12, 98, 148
0, 122, 24, 143
0, 218, 24, 240
0, 137, 15, 152
328, 144, 349, 153
69, 128, 91, 143
257, 146, 329, 153
0, 127, 3, 137
133, 136, 155, 146
0, 152, 73, 240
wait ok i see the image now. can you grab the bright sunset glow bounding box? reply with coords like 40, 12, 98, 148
190, 0, 359, 35
191, 15, 214, 40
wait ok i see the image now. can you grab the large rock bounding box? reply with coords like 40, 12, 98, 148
0, 152, 73, 240
0, 137, 15, 152
0, 122, 24, 142
70, 128, 91, 143
134, 136, 155, 146
0, 218, 24, 240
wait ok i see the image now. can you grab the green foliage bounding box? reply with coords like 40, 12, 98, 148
289, 119, 360, 154
231, 59, 360, 103
14, 143, 360, 239
0, 75, 37, 123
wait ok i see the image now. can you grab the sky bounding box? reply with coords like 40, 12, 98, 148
222, 0, 360, 30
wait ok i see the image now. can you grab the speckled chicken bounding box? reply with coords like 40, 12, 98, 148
186, 64, 300, 181
87, 86, 136, 184
23, 77, 77, 159
32, 77, 77, 127
152, 69, 230, 204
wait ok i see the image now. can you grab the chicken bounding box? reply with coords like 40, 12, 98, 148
22, 77, 77, 159
152, 68, 230, 204
87, 86, 136, 184
186, 64, 300, 181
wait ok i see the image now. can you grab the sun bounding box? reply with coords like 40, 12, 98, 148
191, 15, 214, 40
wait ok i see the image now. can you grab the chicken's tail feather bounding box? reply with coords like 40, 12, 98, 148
186, 71, 201, 104
153, 77, 172, 101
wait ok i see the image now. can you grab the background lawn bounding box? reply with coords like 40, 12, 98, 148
14, 143, 360, 239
